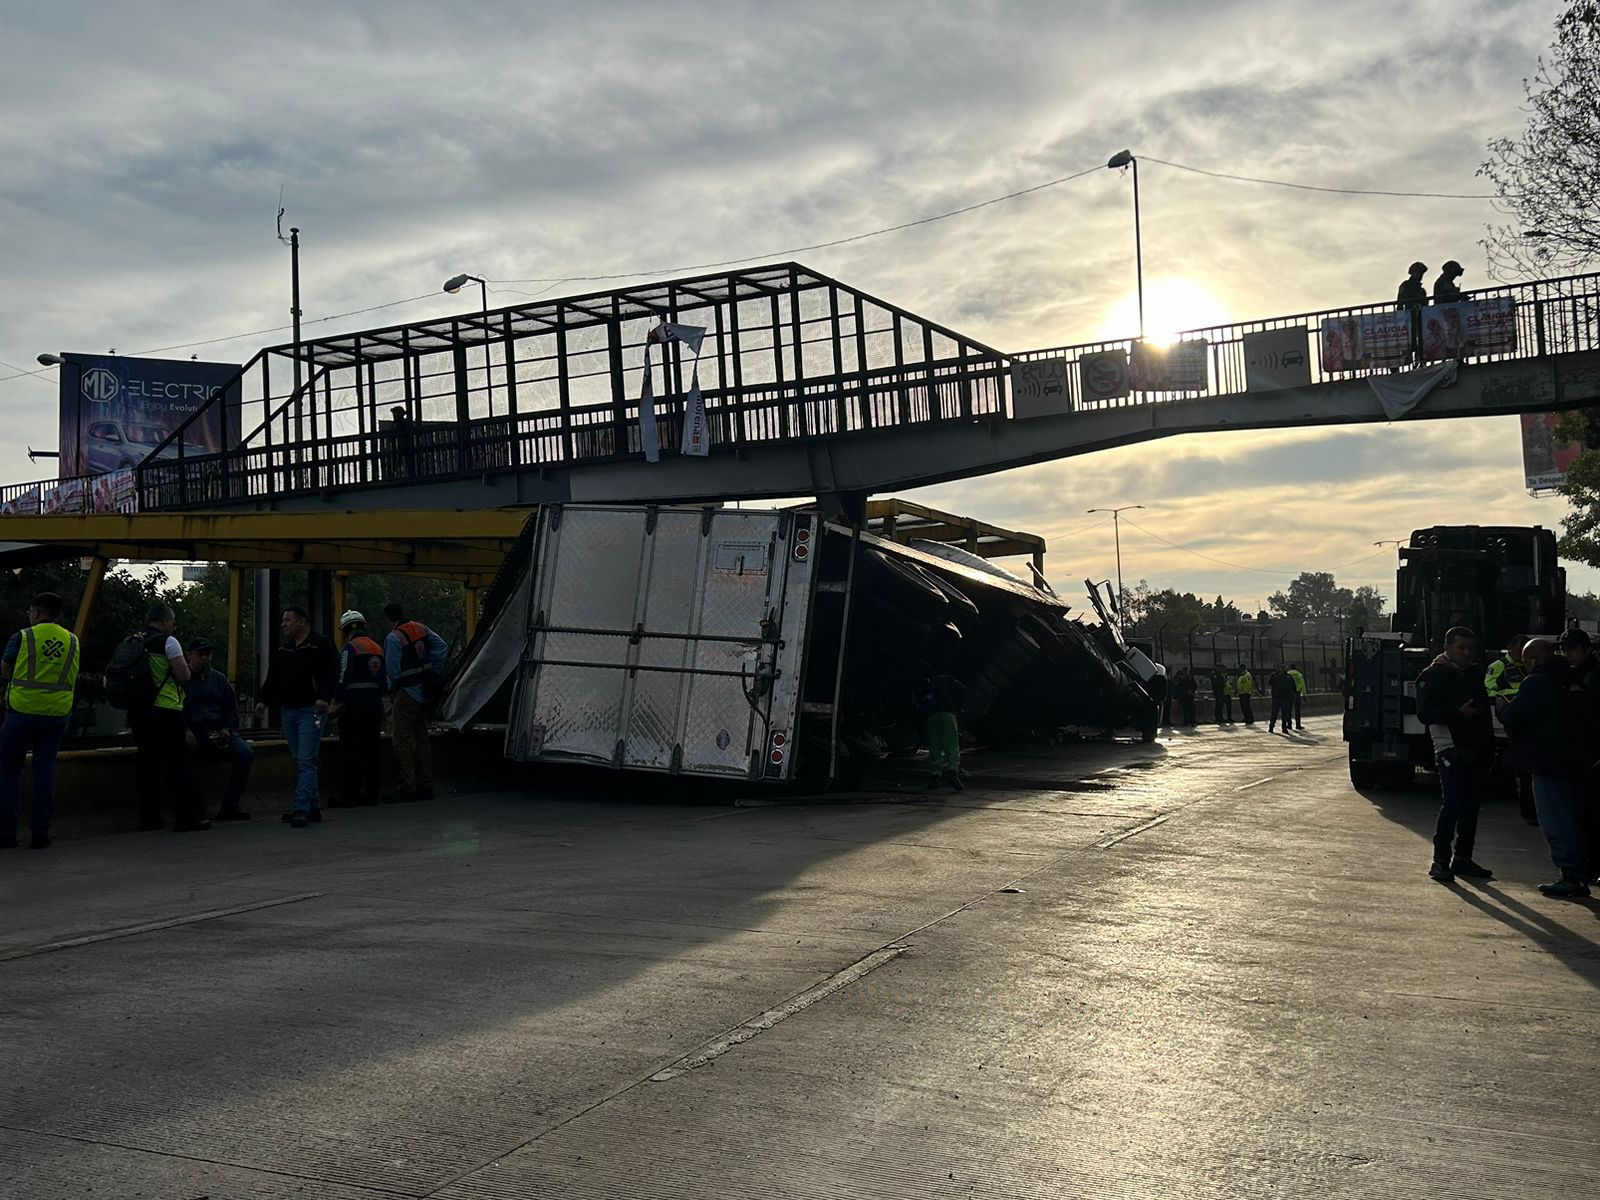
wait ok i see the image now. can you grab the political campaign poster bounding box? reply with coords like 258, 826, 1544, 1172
41, 478, 85, 516
1078, 349, 1131, 403
1131, 339, 1209, 392
1319, 317, 1362, 372
91, 468, 138, 515
1462, 297, 1518, 356
1358, 311, 1413, 369
55, 353, 241, 478
1520, 412, 1581, 492
0, 486, 42, 517
1010, 357, 1071, 418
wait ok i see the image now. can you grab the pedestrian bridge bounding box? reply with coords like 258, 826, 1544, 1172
5, 264, 1598, 515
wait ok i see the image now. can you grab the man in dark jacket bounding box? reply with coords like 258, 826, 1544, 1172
1210, 666, 1231, 725
1414, 626, 1495, 884
331, 611, 385, 808
1172, 668, 1197, 727
1499, 638, 1590, 898
254, 606, 339, 828
1559, 628, 1600, 882
1433, 260, 1466, 303
182, 639, 251, 821
1267, 665, 1297, 734
1397, 261, 1427, 359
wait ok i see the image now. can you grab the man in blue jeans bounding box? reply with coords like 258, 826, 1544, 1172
0, 592, 81, 850
1415, 626, 1496, 884
255, 605, 338, 829
1499, 637, 1591, 899
182, 638, 252, 821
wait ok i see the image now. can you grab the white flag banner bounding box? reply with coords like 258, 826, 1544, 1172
639, 342, 661, 463
680, 366, 709, 456
653, 321, 707, 354
1367, 359, 1457, 421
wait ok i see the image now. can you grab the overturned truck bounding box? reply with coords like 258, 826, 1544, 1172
439, 505, 1157, 787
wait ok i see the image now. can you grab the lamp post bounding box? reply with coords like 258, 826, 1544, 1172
36, 353, 79, 476
1106, 149, 1144, 340
1086, 503, 1144, 629
444, 272, 492, 417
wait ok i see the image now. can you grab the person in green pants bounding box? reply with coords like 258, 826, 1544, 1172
914, 672, 967, 792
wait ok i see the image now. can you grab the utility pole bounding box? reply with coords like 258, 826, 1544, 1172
1087, 504, 1145, 632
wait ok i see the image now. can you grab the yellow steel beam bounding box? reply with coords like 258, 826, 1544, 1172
227, 567, 244, 686
864, 498, 1045, 559
0, 508, 535, 545
74, 555, 109, 639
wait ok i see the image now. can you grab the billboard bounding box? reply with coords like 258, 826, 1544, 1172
1520, 412, 1582, 493
55, 353, 240, 478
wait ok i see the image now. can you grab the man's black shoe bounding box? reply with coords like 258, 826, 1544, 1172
1538, 878, 1591, 899
28, 833, 51, 850
173, 820, 212, 833
1449, 860, 1493, 879
1428, 862, 1455, 884
289, 814, 308, 829
945, 771, 965, 792
216, 809, 251, 821
306, 808, 323, 823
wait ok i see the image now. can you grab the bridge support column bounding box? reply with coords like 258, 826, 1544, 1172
254, 569, 280, 721
306, 570, 336, 641
332, 573, 350, 644
816, 489, 870, 527
74, 555, 108, 640
226, 567, 245, 691
464, 586, 479, 642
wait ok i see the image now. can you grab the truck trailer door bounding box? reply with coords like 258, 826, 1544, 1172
505, 506, 814, 779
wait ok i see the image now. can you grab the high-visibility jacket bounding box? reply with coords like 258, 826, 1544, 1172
338, 635, 387, 702
149, 637, 184, 712
1236, 672, 1254, 696
392, 620, 435, 690
7, 621, 81, 718
1484, 652, 1524, 700
1287, 669, 1306, 696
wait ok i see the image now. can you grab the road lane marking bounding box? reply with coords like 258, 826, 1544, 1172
649, 944, 908, 1081
0, 893, 324, 963
1094, 814, 1172, 848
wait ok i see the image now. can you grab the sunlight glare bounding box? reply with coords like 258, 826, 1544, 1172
1098, 277, 1231, 345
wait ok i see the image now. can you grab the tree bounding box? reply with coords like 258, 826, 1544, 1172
1479, 2, 1600, 279
1345, 585, 1387, 630
1268, 572, 1351, 619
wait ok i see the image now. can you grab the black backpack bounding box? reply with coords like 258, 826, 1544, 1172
105, 631, 168, 711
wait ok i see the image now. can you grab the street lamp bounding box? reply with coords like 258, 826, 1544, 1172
1086, 504, 1144, 629
443, 272, 493, 417
1106, 149, 1144, 340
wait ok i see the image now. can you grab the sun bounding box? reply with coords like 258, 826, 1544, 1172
1098, 277, 1231, 345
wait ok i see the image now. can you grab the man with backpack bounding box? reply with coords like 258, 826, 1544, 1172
0, 592, 81, 849
112, 604, 207, 833
331, 610, 385, 808
254, 605, 339, 828
383, 603, 448, 802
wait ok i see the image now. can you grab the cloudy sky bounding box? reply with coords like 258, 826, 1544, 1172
0, 0, 1587, 605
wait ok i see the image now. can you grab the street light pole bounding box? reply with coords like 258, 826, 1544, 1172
1086, 504, 1145, 631
1106, 149, 1144, 340
444, 273, 493, 417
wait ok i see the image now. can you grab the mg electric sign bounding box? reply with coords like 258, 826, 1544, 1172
55, 353, 241, 478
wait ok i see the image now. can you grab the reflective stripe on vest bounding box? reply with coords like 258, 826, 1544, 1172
8, 623, 80, 717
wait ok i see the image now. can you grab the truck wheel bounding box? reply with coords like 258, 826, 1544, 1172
1348, 758, 1379, 789
1378, 763, 1416, 789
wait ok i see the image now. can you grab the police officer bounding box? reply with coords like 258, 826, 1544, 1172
331, 611, 385, 807
0, 593, 80, 849
1287, 663, 1307, 729
1397, 261, 1428, 359
1433, 260, 1466, 303
1485, 635, 1535, 825
1235, 665, 1256, 726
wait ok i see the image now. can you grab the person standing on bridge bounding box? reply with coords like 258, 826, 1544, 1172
1397, 261, 1428, 360
384, 604, 448, 803
0, 593, 81, 850
1433, 260, 1466, 304
1235, 666, 1256, 726
1415, 626, 1495, 884
1287, 663, 1307, 730
256, 606, 339, 829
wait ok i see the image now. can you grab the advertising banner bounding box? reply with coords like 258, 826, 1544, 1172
1520, 412, 1582, 492
1078, 349, 1131, 403
1, 486, 42, 516
1009, 357, 1071, 419
1130, 339, 1209, 392
1243, 327, 1312, 393
90, 468, 138, 515
55, 353, 240, 478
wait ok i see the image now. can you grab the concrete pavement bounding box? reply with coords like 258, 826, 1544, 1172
2, 715, 1595, 1198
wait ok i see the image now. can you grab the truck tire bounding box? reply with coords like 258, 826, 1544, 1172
1348, 757, 1379, 789
1378, 763, 1416, 789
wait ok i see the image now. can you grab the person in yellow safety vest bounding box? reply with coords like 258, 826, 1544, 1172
1484, 636, 1536, 824
0, 592, 81, 850
1236, 666, 1256, 726
1287, 664, 1307, 730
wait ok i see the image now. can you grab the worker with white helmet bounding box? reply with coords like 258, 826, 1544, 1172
331, 609, 385, 807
